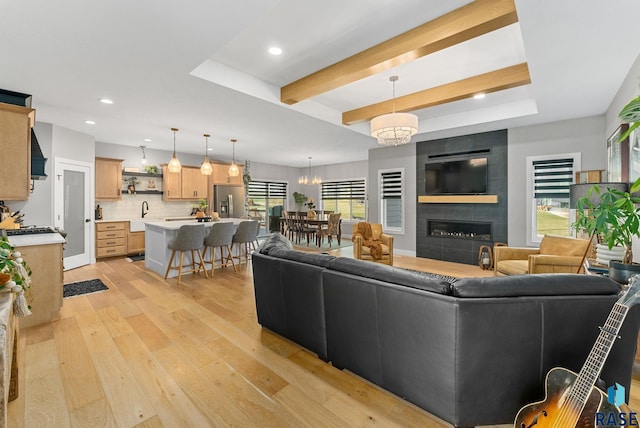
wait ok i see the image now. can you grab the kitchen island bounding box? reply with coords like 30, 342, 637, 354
144, 218, 245, 278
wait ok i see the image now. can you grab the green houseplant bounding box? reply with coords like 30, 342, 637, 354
293, 192, 308, 212
573, 181, 640, 265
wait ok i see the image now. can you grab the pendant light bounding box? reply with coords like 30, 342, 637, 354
228, 139, 240, 177
298, 157, 321, 185
370, 76, 418, 146
168, 127, 182, 173
200, 133, 213, 175
140, 145, 147, 164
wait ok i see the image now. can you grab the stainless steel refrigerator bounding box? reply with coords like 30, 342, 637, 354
213, 185, 245, 218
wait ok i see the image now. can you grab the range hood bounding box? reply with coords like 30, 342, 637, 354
31, 129, 47, 180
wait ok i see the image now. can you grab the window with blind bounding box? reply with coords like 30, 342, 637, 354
527, 153, 580, 244
379, 169, 404, 233
321, 179, 366, 221
246, 180, 287, 233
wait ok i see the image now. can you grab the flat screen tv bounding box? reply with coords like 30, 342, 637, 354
425, 158, 488, 195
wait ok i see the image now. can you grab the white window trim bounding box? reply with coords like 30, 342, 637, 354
379, 167, 404, 235
525, 152, 581, 246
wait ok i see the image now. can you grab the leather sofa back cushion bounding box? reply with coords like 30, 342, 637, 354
452, 274, 620, 298
328, 258, 452, 295
277, 249, 336, 267
539, 235, 590, 257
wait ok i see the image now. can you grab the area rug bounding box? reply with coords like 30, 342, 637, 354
63, 279, 109, 298
126, 254, 145, 262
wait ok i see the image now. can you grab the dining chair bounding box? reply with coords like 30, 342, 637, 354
164, 224, 208, 284
316, 213, 341, 246
203, 222, 237, 277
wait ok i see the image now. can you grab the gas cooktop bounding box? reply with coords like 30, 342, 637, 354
5, 227, 58, 236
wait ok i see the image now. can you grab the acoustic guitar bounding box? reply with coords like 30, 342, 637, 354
514, 275, 640, 427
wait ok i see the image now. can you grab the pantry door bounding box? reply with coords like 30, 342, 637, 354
54, 158, 93, 270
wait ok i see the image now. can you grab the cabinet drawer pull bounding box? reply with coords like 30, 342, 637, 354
106, 241, 116, 245
106, 233, 116, 237
107, 249, 115, 253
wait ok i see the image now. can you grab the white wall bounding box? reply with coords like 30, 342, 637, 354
507, 116, 606, 247
368, 143, 416, 254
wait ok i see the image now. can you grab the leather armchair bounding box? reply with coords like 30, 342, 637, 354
352, 223, 394, 265
494, 235, 591, 275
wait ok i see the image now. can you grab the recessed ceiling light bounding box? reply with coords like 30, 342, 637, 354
268, 47, 283, 55
473, 93, 486, 100
99, 98, 113, 104
208, 148, 213, 151
144, 138, 152, 142
84, 120, 96, 125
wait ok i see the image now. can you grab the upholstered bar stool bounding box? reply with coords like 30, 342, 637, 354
164, 224, 208, 284
232, 220, 259, 266
203, 222, 237, 277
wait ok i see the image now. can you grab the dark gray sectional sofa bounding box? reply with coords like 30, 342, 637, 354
252, 234, 640, 428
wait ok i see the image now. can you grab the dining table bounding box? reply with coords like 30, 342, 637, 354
280, 216, 342, 246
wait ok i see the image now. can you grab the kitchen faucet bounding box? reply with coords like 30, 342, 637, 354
141, 201, 149, 218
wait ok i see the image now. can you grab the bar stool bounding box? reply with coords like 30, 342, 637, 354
232, 220, 259, 266
203, 222, 237, 277
164, 224, 208, 285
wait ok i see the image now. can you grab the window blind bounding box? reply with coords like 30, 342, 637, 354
321, 179, 366, 200
381, 171, 402, 199
533, 158, 574, 199
247, 181, 287, 198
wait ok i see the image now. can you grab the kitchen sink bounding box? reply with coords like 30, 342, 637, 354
129, 217, 163, 232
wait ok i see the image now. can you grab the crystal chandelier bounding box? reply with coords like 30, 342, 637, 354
200, 133, 212, 175
167, 127, 182, 173
298, 157, 321, 185
228, 139, 240, 177
370, 76, 418, 146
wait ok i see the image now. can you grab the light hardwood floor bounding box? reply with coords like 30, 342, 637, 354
7, 249, 639, 427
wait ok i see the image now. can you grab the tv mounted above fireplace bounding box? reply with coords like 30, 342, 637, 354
425, 158, 488, 195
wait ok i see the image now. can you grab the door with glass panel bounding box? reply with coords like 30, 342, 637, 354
54, 158, 93, 270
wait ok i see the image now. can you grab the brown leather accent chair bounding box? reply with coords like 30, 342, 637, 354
352, 222, 394, 265
494, 235, 592, 275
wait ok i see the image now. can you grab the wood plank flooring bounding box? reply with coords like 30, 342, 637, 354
7, 250, 639, 427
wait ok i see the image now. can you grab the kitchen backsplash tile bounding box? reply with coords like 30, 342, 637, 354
98, 194, 197, 220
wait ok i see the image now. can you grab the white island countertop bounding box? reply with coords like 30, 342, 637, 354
144, 218, 245, 231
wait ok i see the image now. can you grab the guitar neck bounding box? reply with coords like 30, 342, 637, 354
570, 302, 629, 404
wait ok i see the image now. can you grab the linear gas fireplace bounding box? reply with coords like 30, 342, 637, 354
427, 220, 492, 241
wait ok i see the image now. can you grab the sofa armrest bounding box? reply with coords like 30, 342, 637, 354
353, 235, 363, 259
529, 254, 584, 274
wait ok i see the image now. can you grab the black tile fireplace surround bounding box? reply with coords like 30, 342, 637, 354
427, 220, 492, 241
416, 129, 508, 265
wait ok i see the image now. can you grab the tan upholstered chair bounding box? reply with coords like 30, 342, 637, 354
352, 222, 394, 265
494, 235, 592, 275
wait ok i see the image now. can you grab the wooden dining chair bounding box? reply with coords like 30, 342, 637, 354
316, 213, 341, 246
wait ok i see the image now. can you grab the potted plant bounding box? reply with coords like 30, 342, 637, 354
125, 176, 140, 194
293, 192, 308, 212
574, 180, 640, 282
195, 198, 208, 218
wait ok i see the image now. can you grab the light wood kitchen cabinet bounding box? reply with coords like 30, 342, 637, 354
127, 231, 145, 254
181, 166, 208, 199
212, 162, 243, 186
162, 164, 208, 200
0, 103, 34, 201
17, 242, 63, 328
95, 157, 123, 200
162, 165, 182, 200
96, 222, 127, 258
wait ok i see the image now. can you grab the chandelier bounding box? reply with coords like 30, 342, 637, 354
200, 133, 212, 175
167, 127, 182, 173
228, 139, 240, 177
370, 76, 418, 146
299, 157, 321, 185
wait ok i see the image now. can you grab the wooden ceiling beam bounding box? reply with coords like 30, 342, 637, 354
342, 63, 531, 125
280, 0, 519, 105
